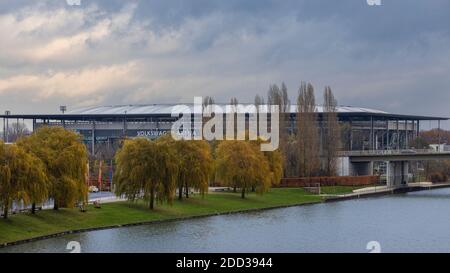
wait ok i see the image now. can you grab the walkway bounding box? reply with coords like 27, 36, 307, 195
323, 182, 450, 201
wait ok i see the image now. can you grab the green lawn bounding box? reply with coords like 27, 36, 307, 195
0, 188, 321, 245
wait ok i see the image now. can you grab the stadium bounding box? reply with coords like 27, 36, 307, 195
0, 104, 447, 160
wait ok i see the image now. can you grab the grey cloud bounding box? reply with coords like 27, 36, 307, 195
0, 0, 448, 128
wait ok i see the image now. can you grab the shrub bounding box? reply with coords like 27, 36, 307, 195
429, 172, 448, 183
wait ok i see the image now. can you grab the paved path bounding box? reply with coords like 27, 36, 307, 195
323, 182, 450, 201
28, 192, 125, 211
88, 192, 126, 204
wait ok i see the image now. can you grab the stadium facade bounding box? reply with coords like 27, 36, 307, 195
0, 104, 447, 159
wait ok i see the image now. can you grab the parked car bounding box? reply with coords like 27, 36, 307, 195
89, 186, 99, 193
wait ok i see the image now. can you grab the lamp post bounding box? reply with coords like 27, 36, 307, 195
60, 106, 67, 128
5, 110, 10, 143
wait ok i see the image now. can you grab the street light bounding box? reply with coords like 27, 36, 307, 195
60, 105, 67, 114
4, 110, 10, 143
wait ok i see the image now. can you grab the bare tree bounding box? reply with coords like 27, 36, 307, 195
230, 97, 238, 106
254, 94, 264, 109
322, 86, 341, 176
267, 83, 290, 177
297, 82, 320, 177
281, 82, 290, 113
203, 96, 215, 109
267, 84, 280, 107
5, 122, 30, 142
254, 94, 264, 137
229, 97, 239, 139
202, 96, 215, 139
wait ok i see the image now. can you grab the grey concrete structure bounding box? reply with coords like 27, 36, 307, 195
339, 150, 450, 187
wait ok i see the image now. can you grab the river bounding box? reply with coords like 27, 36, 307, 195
2, 188, 450, 253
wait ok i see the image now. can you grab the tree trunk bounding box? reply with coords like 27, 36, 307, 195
3, 204, 8, 219
150, 187, 154, 210
31, 203, 36, 214
185, 182, 189, 198
233, 186, 237, 193
251, 186, 255, 192
241, 187, 246, 199
53, 200, 59, 210
178, 185, 183, 200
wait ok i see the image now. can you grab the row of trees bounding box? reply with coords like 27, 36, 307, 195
114, 135, 283, 208
258, 82, 341, 178
1, 127, 283, 217
418, 129, 450, 146
0, 127, 88, 218
204, 82, 341, 179
113, 135, 214, 209
2, 122, 30, 143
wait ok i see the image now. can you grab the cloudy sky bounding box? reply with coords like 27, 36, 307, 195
0, 0, 449, 127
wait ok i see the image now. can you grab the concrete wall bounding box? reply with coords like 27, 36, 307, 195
336, 157, 351, 176
337, 157, 374, 177
386, 161, 409, 187
351, 162, 374, 176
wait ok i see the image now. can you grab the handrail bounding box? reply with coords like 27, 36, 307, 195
339, 149, 449, 157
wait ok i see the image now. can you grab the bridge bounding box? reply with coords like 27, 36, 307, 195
341, 149, 450, 162
338, 149, 450, 187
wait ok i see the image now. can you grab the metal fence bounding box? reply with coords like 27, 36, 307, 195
339, 149, 448, 157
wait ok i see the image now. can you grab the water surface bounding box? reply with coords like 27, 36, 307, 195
3, 188, 450, 253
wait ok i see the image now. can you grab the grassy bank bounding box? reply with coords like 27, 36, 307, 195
0, 188, 321, 245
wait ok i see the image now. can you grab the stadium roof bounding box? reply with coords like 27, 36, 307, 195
64, 104, 389, 115
0, 104, 447, 121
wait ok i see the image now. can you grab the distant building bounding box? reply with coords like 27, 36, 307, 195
429, 144, 450, 152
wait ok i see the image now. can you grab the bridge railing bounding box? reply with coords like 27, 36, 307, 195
339, 149, 447, 157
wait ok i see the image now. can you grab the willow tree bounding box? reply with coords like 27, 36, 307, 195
215, 140, 271, 198
252, 138, 284, 186
114, 138, 177, 209
297, 82, 320, 177
24, 150, 49, 214
0, 142, 48, 219
17, 127, 88, 210
264, 149, 284, 186
322, 86, 341, 176
157, 135, 213, 200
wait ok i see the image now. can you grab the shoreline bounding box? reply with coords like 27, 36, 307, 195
0, 199, 322, 249
2, 183, 450, 249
